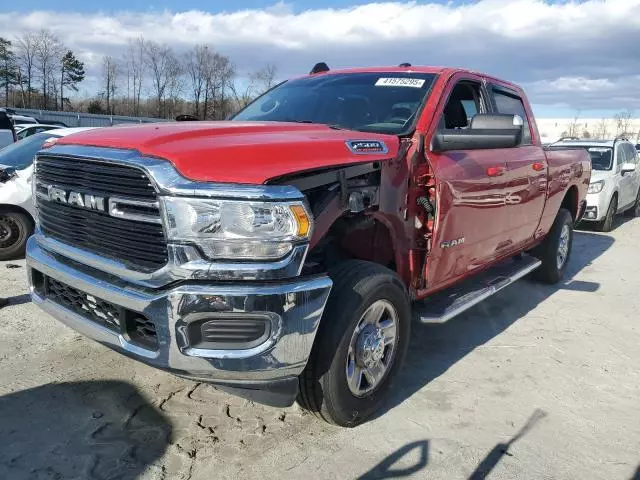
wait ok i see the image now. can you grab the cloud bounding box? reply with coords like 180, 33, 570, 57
2, 0, 640, 112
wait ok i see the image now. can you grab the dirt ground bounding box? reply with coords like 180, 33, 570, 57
1, 219, 639, 480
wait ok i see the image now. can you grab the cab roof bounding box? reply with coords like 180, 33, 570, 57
296, 65, 522, 91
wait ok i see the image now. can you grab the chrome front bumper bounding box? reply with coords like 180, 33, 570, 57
26, 237, 332, 406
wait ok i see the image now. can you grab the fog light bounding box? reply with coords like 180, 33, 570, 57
584, 207, 597, 219
185, 313, 274, 350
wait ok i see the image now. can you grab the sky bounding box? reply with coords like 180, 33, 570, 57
2, 0, 640, 118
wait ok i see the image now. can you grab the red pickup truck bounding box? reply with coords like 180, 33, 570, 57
26, 65, 590, 427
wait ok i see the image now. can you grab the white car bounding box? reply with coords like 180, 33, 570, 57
0, 127, 95, 260
551, 139, 640, 231
14, 124, 63, 141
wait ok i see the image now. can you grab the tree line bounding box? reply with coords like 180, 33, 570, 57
562, 110, 639, 142
0, 32, 85, 112
0, 30, 278, 120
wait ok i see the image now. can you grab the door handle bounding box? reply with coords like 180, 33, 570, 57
487, 166, 506, 177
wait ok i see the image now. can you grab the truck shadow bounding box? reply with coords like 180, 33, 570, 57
358, 409, 546, 479
0, 380, 172, 480
383, 230, 614, 415
358, 440, 429, 479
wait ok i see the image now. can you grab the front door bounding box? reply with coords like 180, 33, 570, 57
489, 86, 547, 251
424, 76, 509, 290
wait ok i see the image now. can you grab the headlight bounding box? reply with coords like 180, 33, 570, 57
162, 197, 312, 260
588, 180, 604, 194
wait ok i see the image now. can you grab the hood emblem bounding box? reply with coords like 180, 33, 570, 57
346, 140, 389, 155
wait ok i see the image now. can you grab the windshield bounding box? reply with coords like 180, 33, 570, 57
548, 145, 613, 171
0, 132, 58, 170
232, 72, 437, 135
585, 147, 613, 171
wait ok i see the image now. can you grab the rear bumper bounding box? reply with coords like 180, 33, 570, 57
26, 236, 332, 407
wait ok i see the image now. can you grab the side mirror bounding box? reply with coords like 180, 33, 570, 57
621, 163, 636, 174
431, 113, 523, 152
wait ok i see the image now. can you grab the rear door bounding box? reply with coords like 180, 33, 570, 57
619, 143, 638, 209
628, 144, 640, 202
424, 74, 509, 289
489, 85, 547, 251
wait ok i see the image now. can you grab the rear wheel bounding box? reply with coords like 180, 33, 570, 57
596, 195, 617, 232
624, 188, 640, 217
532, 208, 573, 284
0, 211, 33, 261
298, 260, 410, 427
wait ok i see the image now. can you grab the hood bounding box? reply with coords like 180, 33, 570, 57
55, 121, 400, 184
589, 170, 610, 183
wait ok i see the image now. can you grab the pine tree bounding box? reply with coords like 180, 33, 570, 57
60, 50, 85, 111
0, 37, 18, 106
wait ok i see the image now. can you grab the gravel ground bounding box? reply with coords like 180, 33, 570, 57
1, 219, 639, 480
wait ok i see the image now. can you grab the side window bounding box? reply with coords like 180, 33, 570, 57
492, 88, 532, 144
438, 81, 483, 130
615, 145, 626, 172
624, 144, 638, 165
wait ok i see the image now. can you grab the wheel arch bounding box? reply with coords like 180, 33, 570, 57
309, 212, 400, 273
0, 203, 35, 224
560, 185, 579, 220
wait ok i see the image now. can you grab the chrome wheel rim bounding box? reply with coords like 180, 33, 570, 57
557, 224, 570, 269
0, 216, 19, 248
346, 299, 398, 397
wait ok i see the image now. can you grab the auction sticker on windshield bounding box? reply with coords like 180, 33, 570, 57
375, 77, 425, 88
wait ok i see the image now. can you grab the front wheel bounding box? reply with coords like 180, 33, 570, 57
0, 211, 34, 261
596, 195, 617, 232
531, 208, 573, 284
298, 260, 411, 427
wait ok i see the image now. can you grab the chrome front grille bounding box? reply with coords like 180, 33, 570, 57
35, 155, 168, 272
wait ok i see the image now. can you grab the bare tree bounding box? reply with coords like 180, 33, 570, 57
230, 63, 277, 110
614, 110, 634, 138
565, 110, 581, 138
102, 56, 118, 114
144, 41, 181, 117
205, 53, 234, 119
594, 118, 609, 140
34, 30, 64, 109
186, 45, 212, 119
126, 37, 145, 116
165, 54, 183, 118
253, 63, 277, 93
15, 32, 37, 108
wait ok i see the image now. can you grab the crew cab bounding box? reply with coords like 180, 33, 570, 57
26, 65, 590, 427
548, 138, 640, 231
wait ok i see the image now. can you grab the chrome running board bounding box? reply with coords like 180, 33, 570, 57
414, 255, 541, 324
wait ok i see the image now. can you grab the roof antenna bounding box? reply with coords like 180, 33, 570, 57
310, 62, 330, 74
399, 62, 412, 67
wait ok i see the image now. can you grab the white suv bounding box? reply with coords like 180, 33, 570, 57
550, 139, 640, 231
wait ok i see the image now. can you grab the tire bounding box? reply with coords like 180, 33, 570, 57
298, 260, 411, 427
0, 210, 33, 261
595, 195, 617, 232
531, 208, 573, 284
624, 188, 640, 217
